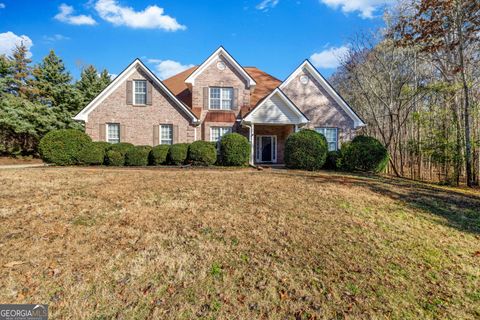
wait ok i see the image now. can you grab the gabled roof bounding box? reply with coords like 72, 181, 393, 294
243, 88, 309, 124
280, 60, 366, 128
73, 59, 199, 123
184, 46, 257, 88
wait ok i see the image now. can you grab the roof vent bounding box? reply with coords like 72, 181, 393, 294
217, 61, 226, 71
300, 75, 309, 84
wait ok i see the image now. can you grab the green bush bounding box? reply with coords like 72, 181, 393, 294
322, 150, 340, 170
149, 145, 170, 165
38, 129, 92, 165
105, 150, 124, 166
284, 129, 328, 171
168, 143, 189, 165
77, 142, 106, 165
188, 141, 217, 166
125, 145, 151, 166
340, 135, 389, 173
219, 133, 250, 166
108, 142, 134, 156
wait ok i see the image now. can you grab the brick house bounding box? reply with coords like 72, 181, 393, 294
74, 47, 365, 165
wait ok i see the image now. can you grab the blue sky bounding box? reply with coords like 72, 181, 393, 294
0, 0, 387, 81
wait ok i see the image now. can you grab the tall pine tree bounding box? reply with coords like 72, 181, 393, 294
76, 65, 112, 107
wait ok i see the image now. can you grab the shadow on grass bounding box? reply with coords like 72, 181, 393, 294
272, 169, 480, 235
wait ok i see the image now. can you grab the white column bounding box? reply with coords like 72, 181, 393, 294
294, 124, 298, 132
250, 124, 255, 165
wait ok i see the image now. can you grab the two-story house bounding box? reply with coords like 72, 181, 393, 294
73, 47, 365, 165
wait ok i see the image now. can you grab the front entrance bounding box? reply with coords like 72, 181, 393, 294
256, 135, 277, 163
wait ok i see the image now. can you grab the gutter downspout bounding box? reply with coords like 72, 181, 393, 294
242, 121, 255, 166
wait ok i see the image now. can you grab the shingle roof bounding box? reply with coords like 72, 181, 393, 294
162, 66, 281, 117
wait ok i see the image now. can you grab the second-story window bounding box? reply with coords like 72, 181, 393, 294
209, 87, 233, 110
134, 80, 147, 105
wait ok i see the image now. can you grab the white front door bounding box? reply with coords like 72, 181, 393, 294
255, 135, 277, 163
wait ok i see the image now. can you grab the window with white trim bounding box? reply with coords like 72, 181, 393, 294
315, 127, 338, 151
159, 124, 173, 145
107, 123, 120, 144
210, 127, 232, 142
209, 87, 233, 110
133, 80, 147, 105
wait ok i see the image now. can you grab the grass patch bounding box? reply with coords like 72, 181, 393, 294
0, 167, 478, 319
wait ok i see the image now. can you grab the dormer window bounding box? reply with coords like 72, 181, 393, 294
209, 87, 233, 110
133, 80, 147, 105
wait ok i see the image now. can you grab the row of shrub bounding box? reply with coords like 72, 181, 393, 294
284, 129, 389, 173
38, 129, 251, 167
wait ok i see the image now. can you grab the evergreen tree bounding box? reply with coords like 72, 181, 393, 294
29, 50, 82, 115
76, 66, 112, 107
10, 43, 32, 97
0, 55, 14, 96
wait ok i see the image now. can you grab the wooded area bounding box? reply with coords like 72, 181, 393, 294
331, 0, 479, 186
0, 46, 111, 157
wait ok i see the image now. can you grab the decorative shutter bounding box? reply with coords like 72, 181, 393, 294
120, 124, 126, 142
99, 124, 106, 141
146, 81, 152, 105
153, 125, 159, 146
173, 125, 179, 144
232, 88, 239, 110
126, 81, 133, 105
203, 87, 209, 109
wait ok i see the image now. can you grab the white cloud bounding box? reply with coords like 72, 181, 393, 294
0, 31, 33, 58
319, 0, 390, 18
94, 0, 186, 31
310, 46, 348, 69
256, 0, 279, 11
0, 3, 5, 9
54, 3, 97, 25
147, 59, 194, 80
43, 34, 70, 42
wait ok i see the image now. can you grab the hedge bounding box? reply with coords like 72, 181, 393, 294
108, 142, 134, 156
105, 150, 124, 166
149, 145, 170, 165
322, 150, 340, 170
125, 145, 151, 166
188, 141, 217, 166
284, 129, 328, 171
168, 143, 189, 165
220, 133, 250, 166
38, 129, 92, 165
340, 135, 389, 173
77, 142, 106, 165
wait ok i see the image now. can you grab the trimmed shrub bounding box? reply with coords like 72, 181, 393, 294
219, 133, 250, 166
39, 129, 91, 165
322, 150, 340, 170
125, 145, 151, 166
108, 142, 134, 156
149, 145, 170, 165
93, 141, 111, 151
188, 141, 217, 166
105, 150, 124, 166
77, 142, 105, 165
340, 135, 389, 173
168, 143, 189, 165
284, 129, 328, 171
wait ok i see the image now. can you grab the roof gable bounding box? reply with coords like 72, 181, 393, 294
184, 47, 256, 88
280, 60, 365, 127
244, 88, 308, 124
73, 59, 199, 123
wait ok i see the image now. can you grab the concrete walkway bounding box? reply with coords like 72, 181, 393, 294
0, 163, 47, 169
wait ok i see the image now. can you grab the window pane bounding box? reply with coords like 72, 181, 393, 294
134, 80, 147, 104
211, 127, 231, 142
221, 88, 232, 110
107, 124, 120, 143
160, 125, 173, 145
315, 127, 337, 151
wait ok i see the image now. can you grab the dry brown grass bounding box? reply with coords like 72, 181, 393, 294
0, 167, 479, 319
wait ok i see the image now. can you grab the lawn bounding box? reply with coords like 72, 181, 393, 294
0, 167, 479, 319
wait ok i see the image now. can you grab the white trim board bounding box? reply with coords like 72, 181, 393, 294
73, 59, 199, 123
280, 60, 366, 128
243, 88, 309, 124
185, 46, 256, 88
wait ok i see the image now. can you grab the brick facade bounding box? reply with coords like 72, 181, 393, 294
281, 68, 357, 143
85, 67, 196, 146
